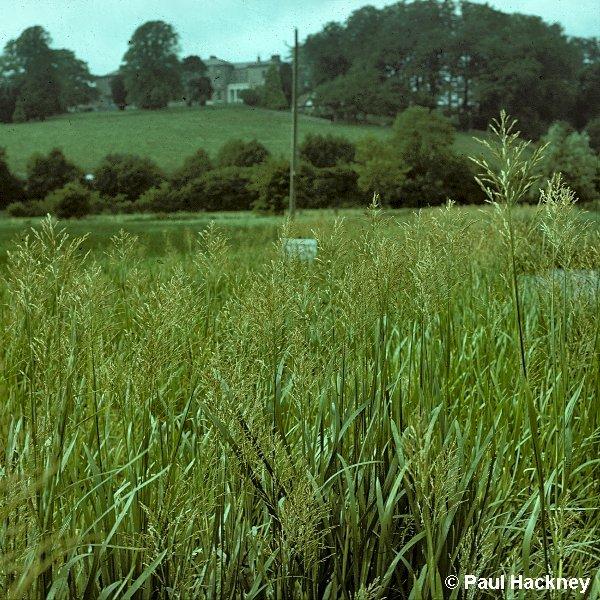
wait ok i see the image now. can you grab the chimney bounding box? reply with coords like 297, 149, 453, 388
271, 54, 281, 62
210, 55, 216, 59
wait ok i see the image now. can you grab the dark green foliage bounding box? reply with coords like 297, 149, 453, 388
171, 149, 212, 189
122, 21, 182, 109
261, 65, 288, 110
180, 55, 212, 106
26, 148, 82, 200
303, 0, 596, 133
0, 148, 25, 208
176, 167, 256, 211
217, 139, 270, 168
137, 183, 177, 212
309, 165, 361, 208
47, 182, 92, 218
6, 199, 49, 217
110, 74, 127, 110
0, 82, 18, 123
538, 122, 599, 203
356, 107, 480, 206
239, 89, 261, 107
53, 49, 98, 109
299, 133, 355, 168
250, 159, 291, 213
93, 153, 164, 200
1, 26, 94, 121
585, 117, 600, 154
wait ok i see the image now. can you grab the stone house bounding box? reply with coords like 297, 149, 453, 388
205, 54, 281, 104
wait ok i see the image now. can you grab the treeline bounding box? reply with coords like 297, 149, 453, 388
302, 0, 600, 137
2, 107, 598, 217
0, 21, 215, 122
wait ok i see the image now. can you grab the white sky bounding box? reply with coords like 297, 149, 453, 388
1, 0, 598, 75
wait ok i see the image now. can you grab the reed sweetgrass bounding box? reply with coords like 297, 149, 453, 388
0, 118, 598, 599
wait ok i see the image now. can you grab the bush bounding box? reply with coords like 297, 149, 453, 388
299, 133, 356, 168
46, 182, 92, 219
0, 147, 25, 208
585, 117, 600, 154
176, 167, 256, 211
94, 154, 164, 200
6, 200, 50, 217
137, 183, 179, 213
239, 89, 261, 107
171, 149, 213, 189
356, 108, 482, 207
309, 165, 361, 208
26, 148, 82, 200
251, 159, 315, 213
217, 139, 270, 168
539, 122, 599, 203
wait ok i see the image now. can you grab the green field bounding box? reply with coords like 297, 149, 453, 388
0, 105, 484, 176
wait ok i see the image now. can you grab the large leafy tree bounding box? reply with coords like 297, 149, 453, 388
1, 26, 96, 121
122, 21, 182, 109
261, 65, 288, 110
3, 26, 62, 121
180, 55, 212, 106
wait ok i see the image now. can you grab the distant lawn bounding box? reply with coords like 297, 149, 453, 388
0, 105, 485, 175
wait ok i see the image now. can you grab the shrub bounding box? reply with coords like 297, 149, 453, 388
309, 165, 361, 208
239, 89, 261, 107
356, 108, 482, 207
176, 167, 256, 211
137, 183, 179, 213
0, 147, 25, 208
251, 159, 316, 213
538, 122, 599, 203
299, 133, 356, 168
94, 153, 164, 200
26, 148, 82, 200
6, 200, 50, 217
217, 139, 270, 168
171, 149, 212, 189
585, 117, 600, 154
46, 182, 92, 219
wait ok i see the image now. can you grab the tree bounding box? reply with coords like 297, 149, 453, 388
121, 21, 182, 109
538, 122, 599, 202
0, 147, 25, 208
300, 133, 355, 167
54, 49, 97, 109
180, 55, 213, 106
261, 65, 287, 110
93, 154, 164, 200
47, 182, 92, 218
217, 139, 270, 168
171, 149, 213, 188
585, 117, 600, 154
0, 81, 18, 123
26, 148, 82, 199
356, 107, 480, 206
110, 74, 127, 110
3, 26, 62, 121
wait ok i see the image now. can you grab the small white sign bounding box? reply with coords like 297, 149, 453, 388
282, 238, 318, 261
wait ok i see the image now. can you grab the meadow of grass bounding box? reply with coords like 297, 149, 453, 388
0, 120, 599, 599
0, 105, 484, 176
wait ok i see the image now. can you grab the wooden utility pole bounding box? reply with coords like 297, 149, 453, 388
289, 28, 299, 220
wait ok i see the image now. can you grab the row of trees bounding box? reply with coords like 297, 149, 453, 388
3, 108, 598, 217
0, 22, 215, 121
302, 0, 600, 136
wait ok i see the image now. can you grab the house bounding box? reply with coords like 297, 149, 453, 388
205, 54, 281, 104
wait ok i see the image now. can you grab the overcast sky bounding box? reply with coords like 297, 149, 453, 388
1, 0, 598, 75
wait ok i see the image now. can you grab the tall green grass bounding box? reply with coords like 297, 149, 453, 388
0, 122, 599, 599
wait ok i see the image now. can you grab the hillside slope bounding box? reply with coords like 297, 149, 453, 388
0, 105, 484, 175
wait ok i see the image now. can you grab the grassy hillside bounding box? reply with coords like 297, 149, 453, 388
0, 105, 484, 175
